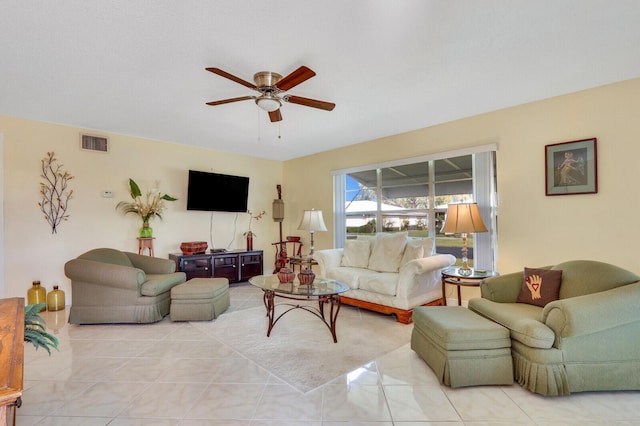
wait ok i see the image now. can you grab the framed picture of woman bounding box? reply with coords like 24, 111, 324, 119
545, 138, 597, 196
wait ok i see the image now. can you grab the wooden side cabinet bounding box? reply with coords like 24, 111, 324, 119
0, 298, 24, 426
169, 250, 263, 284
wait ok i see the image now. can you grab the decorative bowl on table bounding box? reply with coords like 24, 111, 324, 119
277, 267, 295, 283
180, 241, 208, 255
298, 267, 316, 285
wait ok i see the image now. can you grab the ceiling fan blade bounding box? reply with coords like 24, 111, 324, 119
206, 67, 257, 90
269, 109, 283, 122
206, 96, 254, 106
284, 95, 335, 111
275, 66, 316, 91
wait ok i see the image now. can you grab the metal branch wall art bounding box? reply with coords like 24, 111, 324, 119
39, 151, 74, 234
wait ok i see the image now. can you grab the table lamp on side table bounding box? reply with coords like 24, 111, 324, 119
441, 203, 488, 276
297, 209, 327, 256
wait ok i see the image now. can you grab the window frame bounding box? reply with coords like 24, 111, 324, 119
332, 144, 498, 271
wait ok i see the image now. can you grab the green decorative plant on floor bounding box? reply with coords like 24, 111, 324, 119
24, 303, 59, 355
38, 151, 74, 234
116, 178, 177, 237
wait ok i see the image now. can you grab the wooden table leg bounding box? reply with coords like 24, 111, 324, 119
442, 277, 447, 306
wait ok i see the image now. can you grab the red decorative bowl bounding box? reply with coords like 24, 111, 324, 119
298, 268, 316, 285
180, 241, 208, 255
277, 268, 295, 283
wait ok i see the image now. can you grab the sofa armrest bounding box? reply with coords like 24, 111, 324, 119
479, 272, 523, 303
397, 254, 456, 300
125, 252, 177, 274
542, 280, 640, 338
313, 248, 343, 276
64, 259, 146, 291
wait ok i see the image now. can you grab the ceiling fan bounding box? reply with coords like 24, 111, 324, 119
205, 65, 335, 122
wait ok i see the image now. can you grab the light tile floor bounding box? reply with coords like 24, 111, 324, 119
17, 284, 640, 425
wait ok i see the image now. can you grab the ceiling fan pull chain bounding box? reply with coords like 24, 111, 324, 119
257, 109, 261, 141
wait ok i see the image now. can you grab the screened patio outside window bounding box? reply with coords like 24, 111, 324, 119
333, 145, 497, 271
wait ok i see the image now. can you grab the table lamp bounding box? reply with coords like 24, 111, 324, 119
441, 203, 488, 276
297, 209, 327, 256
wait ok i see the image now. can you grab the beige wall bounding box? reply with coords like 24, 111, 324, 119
283, 78, 640, 301
0, 116, 283, 298
3, 77, 640, 302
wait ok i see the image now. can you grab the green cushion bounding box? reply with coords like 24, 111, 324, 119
412, 306, 510, 351
140, 273, 186, 296
469, 298, 555, 349
171, 278, 229, 299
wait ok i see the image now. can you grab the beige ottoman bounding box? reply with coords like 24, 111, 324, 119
411, 306, 513, 388
170, 278, 230, 321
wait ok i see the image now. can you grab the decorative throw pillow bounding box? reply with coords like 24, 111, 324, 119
419, 237, 435, 256
516, 268, 563, 307
367, 232, 408, 273
400, 239, 425, 268
341, 239, 371, 268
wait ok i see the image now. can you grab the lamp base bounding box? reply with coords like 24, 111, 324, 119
457, 266, 473, 277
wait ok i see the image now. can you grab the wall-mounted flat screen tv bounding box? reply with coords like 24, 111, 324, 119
186, 170, 249, 212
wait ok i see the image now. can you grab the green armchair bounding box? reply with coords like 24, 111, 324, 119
65, 248, 186, 324
468, 260, 640, 395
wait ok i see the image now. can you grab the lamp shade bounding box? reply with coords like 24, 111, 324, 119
441, 203, 488, 234
297, 209, 328, 232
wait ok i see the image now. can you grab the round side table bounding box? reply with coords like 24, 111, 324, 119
441, 267, 498, 306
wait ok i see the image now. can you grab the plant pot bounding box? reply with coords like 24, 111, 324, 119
140, 221, 153, 238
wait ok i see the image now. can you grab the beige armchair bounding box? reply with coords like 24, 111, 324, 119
65, 248, 186, 324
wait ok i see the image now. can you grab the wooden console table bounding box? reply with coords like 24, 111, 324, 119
169, 250, 263, 283
0, 298, 24, 426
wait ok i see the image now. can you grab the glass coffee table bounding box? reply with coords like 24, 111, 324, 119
248, 275, 349, 343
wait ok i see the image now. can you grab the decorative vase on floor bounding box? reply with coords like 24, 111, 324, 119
47, 285, 66, 311
139, 221, 153, 238
27, 280, 46, 311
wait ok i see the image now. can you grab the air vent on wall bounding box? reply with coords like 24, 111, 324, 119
80, 134, 109, 153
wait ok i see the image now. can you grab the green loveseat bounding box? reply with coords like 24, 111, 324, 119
468, 260, 640, 396
65, 248, 186, 324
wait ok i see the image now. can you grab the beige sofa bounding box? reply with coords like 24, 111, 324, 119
65, 248, 186, 324
314, 232, 455, 323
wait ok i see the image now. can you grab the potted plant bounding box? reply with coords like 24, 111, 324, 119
116, 178, 177, 237
24, 304, 58, 355
244, 210, 266, 251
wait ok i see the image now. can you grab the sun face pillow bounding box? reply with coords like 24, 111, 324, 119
516, 267, 563, 307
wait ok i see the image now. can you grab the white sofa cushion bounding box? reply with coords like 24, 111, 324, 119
341, 239, 371, 268
400, 237, 435, 267
358, 272, 398, 296
325, 266, 366, 290
367, 232, 408, 273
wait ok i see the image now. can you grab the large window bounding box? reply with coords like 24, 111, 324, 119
333, 145, 497, 270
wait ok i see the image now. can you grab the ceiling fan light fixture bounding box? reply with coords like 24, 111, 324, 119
256, 95, 281, 112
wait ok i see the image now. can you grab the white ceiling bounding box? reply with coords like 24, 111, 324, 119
2, 1, 640, 161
